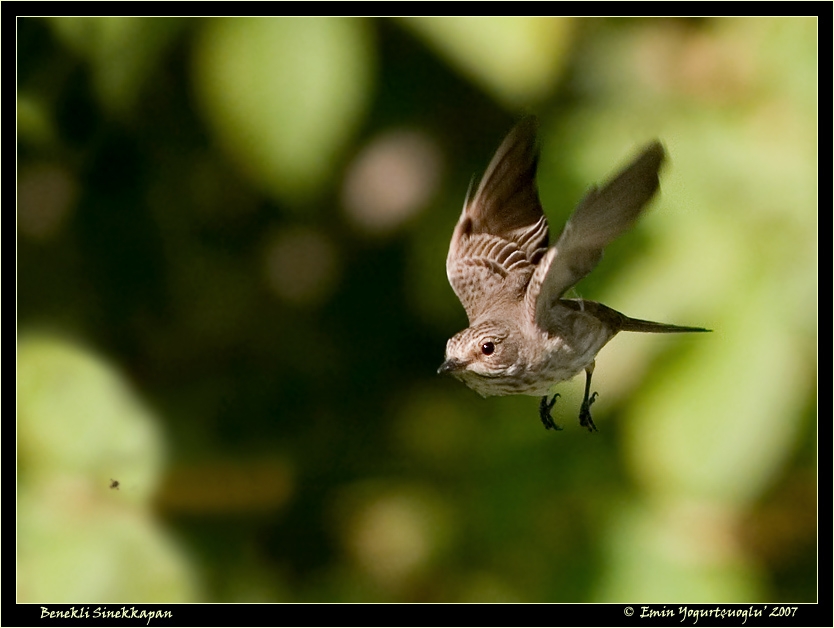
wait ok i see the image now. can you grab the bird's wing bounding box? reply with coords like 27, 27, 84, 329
528, 141, 666, 326
446, 117, 550, 322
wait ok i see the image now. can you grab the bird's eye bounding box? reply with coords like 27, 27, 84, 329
481, 342, 495, 356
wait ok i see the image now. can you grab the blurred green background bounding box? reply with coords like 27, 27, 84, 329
17, 17, 817, 603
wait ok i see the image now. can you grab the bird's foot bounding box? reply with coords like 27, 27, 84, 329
539, 394, 563, 431
579, 392, 599, 433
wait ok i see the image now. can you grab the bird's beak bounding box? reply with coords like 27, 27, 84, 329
437, 358, 467, 375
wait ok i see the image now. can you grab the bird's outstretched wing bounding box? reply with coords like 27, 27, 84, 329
446, 117, 550, 323
528, 141, 666, 326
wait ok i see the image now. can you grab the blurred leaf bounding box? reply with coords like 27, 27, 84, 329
626, 281, 811, 505
17, 333, 197, 602
17, 93, 56, 147
18, 333, 163, 488
47, 17, 184, 116
399, 17, 574, 108
193, 17, 374, 204
18, 485, 198, 602
329, 481, 454, 595
594, 503, 762, 602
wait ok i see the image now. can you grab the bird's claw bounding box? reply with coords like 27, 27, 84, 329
579, 391, 599, 432
539, 394, 563, 431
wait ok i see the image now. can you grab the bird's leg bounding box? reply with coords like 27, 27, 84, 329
579, 363, 599, 432
539, 394, 563, 431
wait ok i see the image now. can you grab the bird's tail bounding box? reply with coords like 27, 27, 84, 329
558, 299, 710, 334
619, 315, 710, 334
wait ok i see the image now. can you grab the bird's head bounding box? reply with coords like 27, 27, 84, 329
437, 321, 520, 395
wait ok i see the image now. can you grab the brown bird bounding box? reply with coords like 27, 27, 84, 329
438, 117, 709, 432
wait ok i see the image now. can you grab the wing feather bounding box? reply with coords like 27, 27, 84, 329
446, 117, 550, 322
530, 142, 666, 324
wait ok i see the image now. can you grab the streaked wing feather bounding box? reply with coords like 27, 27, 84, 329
448, 232, 538, 321
464, 116, 546, 237
446, 117, 550, 322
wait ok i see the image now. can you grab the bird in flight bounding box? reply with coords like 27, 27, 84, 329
438, 117, 709, 432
